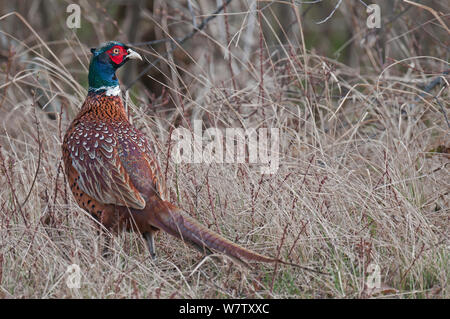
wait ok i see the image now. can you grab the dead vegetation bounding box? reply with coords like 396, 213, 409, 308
0, 0, 448, 298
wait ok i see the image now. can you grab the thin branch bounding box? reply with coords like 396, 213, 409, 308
403, 0, 450, 34
20, 103, 42, 209
435, 96, 450, 129
125, 0, 233, 90
408, 70, 450, 128
316, 0, 342, 24
187, 0, 197, 28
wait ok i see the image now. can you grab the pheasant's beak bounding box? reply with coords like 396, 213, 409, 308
126, 48, 142, 61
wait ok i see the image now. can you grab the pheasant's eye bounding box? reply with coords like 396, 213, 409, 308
112, 48, 120, 55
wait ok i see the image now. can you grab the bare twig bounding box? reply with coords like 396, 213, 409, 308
407, 70, 450, 128
126, 0, 233, 90
20, 99, 42, 209
435, 96, 450, 129
403, 0, 450, 34
187, 0, 197, 28
316, 0, 343, 24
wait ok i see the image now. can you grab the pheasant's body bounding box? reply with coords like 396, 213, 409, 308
63, 90, 161, 228
62, 41, 279, 266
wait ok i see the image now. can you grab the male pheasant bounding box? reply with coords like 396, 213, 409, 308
62, 41, 282, 266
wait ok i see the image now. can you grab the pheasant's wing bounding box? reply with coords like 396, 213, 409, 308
65, 121, 147, 210
115, 127, 166, 201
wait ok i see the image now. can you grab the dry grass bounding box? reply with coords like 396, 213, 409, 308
0, 1, 448, 298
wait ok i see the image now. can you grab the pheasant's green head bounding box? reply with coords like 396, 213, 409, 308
88, 41, 142, 92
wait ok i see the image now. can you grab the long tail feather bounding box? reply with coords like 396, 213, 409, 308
147, 202, 276, 265
145, 200, 328, 274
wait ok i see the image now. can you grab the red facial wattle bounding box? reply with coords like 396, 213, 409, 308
106, 46, 127, 65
